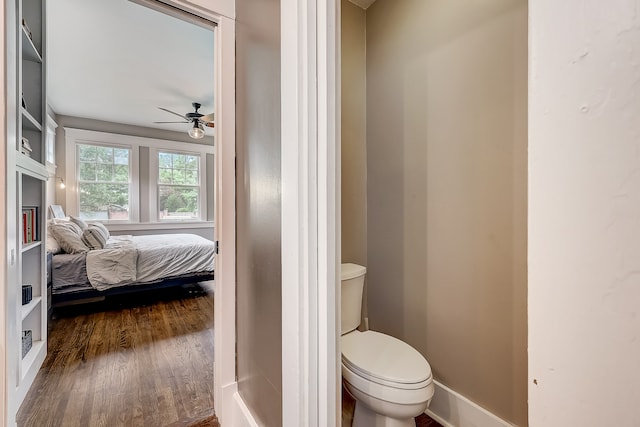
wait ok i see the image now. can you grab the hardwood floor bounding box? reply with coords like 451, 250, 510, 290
17, 283, 218, 427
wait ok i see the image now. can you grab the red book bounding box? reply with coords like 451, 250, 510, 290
22, 212, 27, 244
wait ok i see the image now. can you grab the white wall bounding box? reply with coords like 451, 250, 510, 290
529, 0, 640, 425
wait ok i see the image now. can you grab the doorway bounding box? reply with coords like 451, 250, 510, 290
5, 2, 234, 426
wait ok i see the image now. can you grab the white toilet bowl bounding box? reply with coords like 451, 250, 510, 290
341, 264, 434, 427
341, 330, 434, 427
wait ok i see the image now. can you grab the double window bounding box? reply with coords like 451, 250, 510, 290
67, 129, 213, 224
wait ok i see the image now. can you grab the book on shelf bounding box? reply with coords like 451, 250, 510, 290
22, 206, 38, 244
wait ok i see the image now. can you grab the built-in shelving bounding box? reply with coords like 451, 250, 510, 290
10, 0, 48, 414
20, 241, 41, 253
21, 340, 45, 380
21, 26, 42, 63
22, 107, 42, 131
21, 297, 42, 321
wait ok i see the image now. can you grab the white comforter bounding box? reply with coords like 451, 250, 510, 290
85, 234, 215, 291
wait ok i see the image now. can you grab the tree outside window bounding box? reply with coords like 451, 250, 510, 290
77, 144, 130, 220
158, 151, 200, 220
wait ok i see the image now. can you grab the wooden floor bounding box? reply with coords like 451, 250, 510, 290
17, 283, 218, 427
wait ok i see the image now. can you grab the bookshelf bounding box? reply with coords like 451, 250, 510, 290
7, 0, 48, 417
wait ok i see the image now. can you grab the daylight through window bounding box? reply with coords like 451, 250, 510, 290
158, 151, 201, 220
77, 143, 131, 220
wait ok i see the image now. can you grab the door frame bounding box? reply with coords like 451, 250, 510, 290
281, 0, 340, 425
159, 1, 237, 424
1, 1, 237, 426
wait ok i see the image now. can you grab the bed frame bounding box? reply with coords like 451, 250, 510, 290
50, 265, 214, 308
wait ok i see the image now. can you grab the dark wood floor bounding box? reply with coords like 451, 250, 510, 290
17, 283, 218, 427
342, 386, 442, 427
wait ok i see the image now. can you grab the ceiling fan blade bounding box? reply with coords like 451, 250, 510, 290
201, 112, 214, 122
153, 121, 189, 124
204, 122, 215, 128
158, 107, 188, 120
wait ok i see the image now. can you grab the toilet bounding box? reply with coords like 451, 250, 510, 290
341, 263, 434, 427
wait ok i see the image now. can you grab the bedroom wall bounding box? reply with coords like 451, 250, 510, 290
235, 0, 282, 425
53, 115, 215, 240
365, 0, 528, 425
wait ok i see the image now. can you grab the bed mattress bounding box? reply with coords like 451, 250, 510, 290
52, 233, 215, 292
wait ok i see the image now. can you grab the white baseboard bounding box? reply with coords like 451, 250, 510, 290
426, 380, 515, 427
232, 391, 260, 427
218, 380, 237, 426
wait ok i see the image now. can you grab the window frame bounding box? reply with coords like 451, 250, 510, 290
153, 148, 206, 222
75, 141, 136, 223
64, 128, 214, 225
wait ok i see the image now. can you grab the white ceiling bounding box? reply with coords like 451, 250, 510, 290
47, 0, 215, 134
348, 0, 378, 9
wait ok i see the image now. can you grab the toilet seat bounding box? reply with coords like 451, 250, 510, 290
341, 331, 433, 390
342, 361, 434, 406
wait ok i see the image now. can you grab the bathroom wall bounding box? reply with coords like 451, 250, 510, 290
341, 1, 367, 316
341, 1, 367, 266
235, 0, 283, 425
365, 0, 528, 425
529, 0, 640, 425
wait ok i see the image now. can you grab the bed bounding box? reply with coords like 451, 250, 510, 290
48, 225, 215, 306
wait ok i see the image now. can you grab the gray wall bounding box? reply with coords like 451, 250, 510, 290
235, 0, 282, 425
341, 1, 368, 322
341, 2, 367, 266
361, 0, 528, 425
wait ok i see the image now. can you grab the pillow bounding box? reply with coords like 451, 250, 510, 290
81, 225, 108, 250
87, 221, 110, 239
45, 225, 62, 254
49, 222, 88, 254
70, 215, 88, 231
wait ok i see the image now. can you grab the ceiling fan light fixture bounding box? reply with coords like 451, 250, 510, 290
188, 121, 205, 139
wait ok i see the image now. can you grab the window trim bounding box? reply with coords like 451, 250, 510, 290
64, 128, 214, 224
151, 148, 207, 222
75, 141, 137, 223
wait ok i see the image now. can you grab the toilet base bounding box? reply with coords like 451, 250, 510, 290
353, 401, 416, 427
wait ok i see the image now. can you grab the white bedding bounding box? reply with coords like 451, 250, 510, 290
85, 234, 215, 291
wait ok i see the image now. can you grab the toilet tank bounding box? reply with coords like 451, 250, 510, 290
341, 263, 367, 335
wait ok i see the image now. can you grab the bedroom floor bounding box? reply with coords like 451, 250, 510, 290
16, 282, 218, 427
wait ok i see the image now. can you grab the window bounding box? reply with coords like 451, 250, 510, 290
77, 143, 131, 220
158, 151, 201, 220
65, 128, 212, 226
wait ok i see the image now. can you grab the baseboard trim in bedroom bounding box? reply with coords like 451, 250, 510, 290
426, 380, 515, 427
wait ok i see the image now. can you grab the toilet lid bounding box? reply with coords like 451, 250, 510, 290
341, 331, 431, 385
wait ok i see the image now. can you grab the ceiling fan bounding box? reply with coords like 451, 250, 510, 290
154, 102, 214, 139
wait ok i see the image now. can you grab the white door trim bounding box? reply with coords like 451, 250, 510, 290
210, 13, 237, 426
281, 0, 340, 425
102, 2, 239, 423
161, 3, 237, 425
